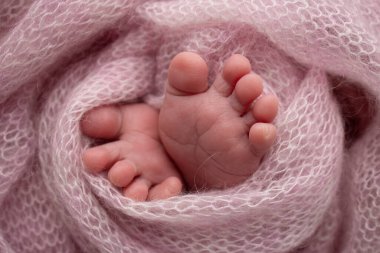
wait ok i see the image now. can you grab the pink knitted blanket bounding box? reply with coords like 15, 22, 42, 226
1, 0, 379, 252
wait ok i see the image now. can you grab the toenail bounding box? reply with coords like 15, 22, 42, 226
263, 125, 276, 141
263, 125, 272, 139
127, 161, 138, 174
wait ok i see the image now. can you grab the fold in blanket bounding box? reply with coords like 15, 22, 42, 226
1, 0, 379, 252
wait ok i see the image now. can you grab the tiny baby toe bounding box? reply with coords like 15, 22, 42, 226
123, 178, 151, 202
229, 73, 264, 114
80, 105, 122, 139
147, 177, 183, 201
82, 147, 112, 173
213, 54, 252, 96
222, 54, 251, 85
249, 123, 277, 155
82, 140, 127, 173
167, 52, 209, 96
252, 94, 279, 123
108, 160, 137, 188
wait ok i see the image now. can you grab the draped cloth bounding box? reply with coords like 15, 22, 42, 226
1, 0, 379, 252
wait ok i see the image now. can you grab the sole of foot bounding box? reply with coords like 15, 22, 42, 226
159, 52, 278, 190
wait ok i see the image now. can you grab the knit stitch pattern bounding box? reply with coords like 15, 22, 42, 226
0, 0, 379, 252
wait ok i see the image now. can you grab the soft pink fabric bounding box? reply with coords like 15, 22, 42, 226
1, 0, 379, 252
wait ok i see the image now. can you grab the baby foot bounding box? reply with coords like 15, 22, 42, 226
159, 52, 278, 190
81, 104, 183, 201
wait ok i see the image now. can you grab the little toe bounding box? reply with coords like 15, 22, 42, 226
123, 178, 151, 201
212, 54, 251, 96
82, 140, 128, 173
229, 73, 264, 114
147, 177, 183, 201
252, 94, 279, 123
108, 160, 138, 187
249, 123, 277, 156
80, 105, 122, 139
167, 52, 209, 96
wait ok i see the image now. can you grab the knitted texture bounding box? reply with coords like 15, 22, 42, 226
0, 0, 379, 252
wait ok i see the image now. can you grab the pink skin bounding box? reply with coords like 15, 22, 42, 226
81, 104, 183, 201
159, 52, 278, 190
80, 52, 278, 201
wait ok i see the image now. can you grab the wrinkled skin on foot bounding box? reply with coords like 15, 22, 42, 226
80, 52, 279, 200
159, 52, 278, 190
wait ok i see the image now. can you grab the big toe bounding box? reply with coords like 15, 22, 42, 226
81, 105, 122, 139
167, 52, 209, 96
